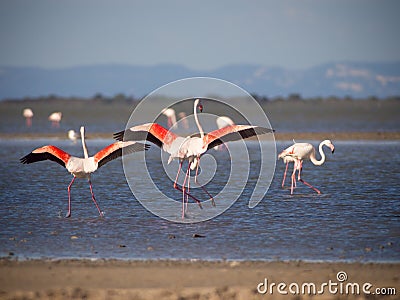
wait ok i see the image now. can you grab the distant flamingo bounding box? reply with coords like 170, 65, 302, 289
23, 108, 34, 127
161, 108, 177, 129
49, 112, 62, 128
178, 112, 189, 129
114, 99, 274, 218
20, 126, 149, 217
68, 129, 80, 143
215, 116, 235, 150
278, 140, 335, 194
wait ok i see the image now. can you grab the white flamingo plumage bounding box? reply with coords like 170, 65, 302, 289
114, 99, 274, 218
20, 126, 149, 217
278, 140, 335, 194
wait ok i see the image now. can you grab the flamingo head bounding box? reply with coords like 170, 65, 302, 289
323, 139, 335, 154
195, 99, 203, 112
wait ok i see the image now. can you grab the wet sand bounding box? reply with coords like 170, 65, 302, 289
1, 131, 400, 141
0, 259, 398, 299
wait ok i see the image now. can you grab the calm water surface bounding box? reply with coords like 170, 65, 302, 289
0, 139, 399, 262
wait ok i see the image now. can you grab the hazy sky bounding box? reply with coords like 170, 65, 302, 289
0, 0, 399, 70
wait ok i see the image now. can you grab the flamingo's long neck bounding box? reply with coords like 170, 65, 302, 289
194, 99, 204, 139
310, 141, 326, 166
80, 126, 89, 158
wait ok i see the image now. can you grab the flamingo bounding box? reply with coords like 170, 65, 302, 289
178, 112, 189, 129
114, 99, 274, 218
23, 108, 34, 127
278, 140, 335, 194
20, 126, 149, 217
214, 116, 235, 150
68, 129, 80, 143
161, 108, 177, 129
49, 112, 62, 128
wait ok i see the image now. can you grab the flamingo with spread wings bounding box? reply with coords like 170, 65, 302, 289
20, 126, 149, 217
278, 140, 335, 194
114, 99, 274, 218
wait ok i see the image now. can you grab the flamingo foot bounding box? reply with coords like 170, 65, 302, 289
211, 198, 216, 207
65, 212, 71, 218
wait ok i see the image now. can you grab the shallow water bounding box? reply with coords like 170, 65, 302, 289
0, 139, 399, 262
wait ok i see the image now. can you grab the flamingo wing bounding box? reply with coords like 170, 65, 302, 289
204, 125, 274, 150
20, 145, 70, 167
95, 141, 150, 169
113, 123, 179, 149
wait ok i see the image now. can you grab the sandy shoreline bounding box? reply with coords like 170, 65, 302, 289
1, 131, 400, 141
0, 259, 398, 299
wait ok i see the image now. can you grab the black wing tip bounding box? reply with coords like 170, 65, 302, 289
135, 142, 150, 151
257, 126, 275, 133
113, 130, 125, 141
20, 153, 32, 164
124, 142, 150, 154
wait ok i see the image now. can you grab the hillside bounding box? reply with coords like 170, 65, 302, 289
0, 62, 399, 99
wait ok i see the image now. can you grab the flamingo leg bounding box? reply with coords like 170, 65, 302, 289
88, 179, 104, 217
297, 161, 303, 181
26, 117, 32, 128
297, 165, 321, 194
194, 156, 216, 207
290, 162, 297, 195
186, 167, 190, 213
173, 161, 203, 209
181, 163, 191, 218
282, 162, 289, 188
299, 178, 321, 194
66, 176, 76, 218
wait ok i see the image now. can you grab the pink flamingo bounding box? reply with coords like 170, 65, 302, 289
161, 108, 177, 129
178, 112, 189, 129
23, 108, 34, 127
48, 112, 62, 128
214, 116, 235, 150
278, 140, 335, 194
114, 99, 274, 218
20, 126, 149, 217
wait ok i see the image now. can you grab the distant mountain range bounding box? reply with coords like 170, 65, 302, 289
1, 62, 399, 99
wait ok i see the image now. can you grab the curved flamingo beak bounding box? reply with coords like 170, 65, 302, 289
330, 144, 335, 154
198, 104, 203, 113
